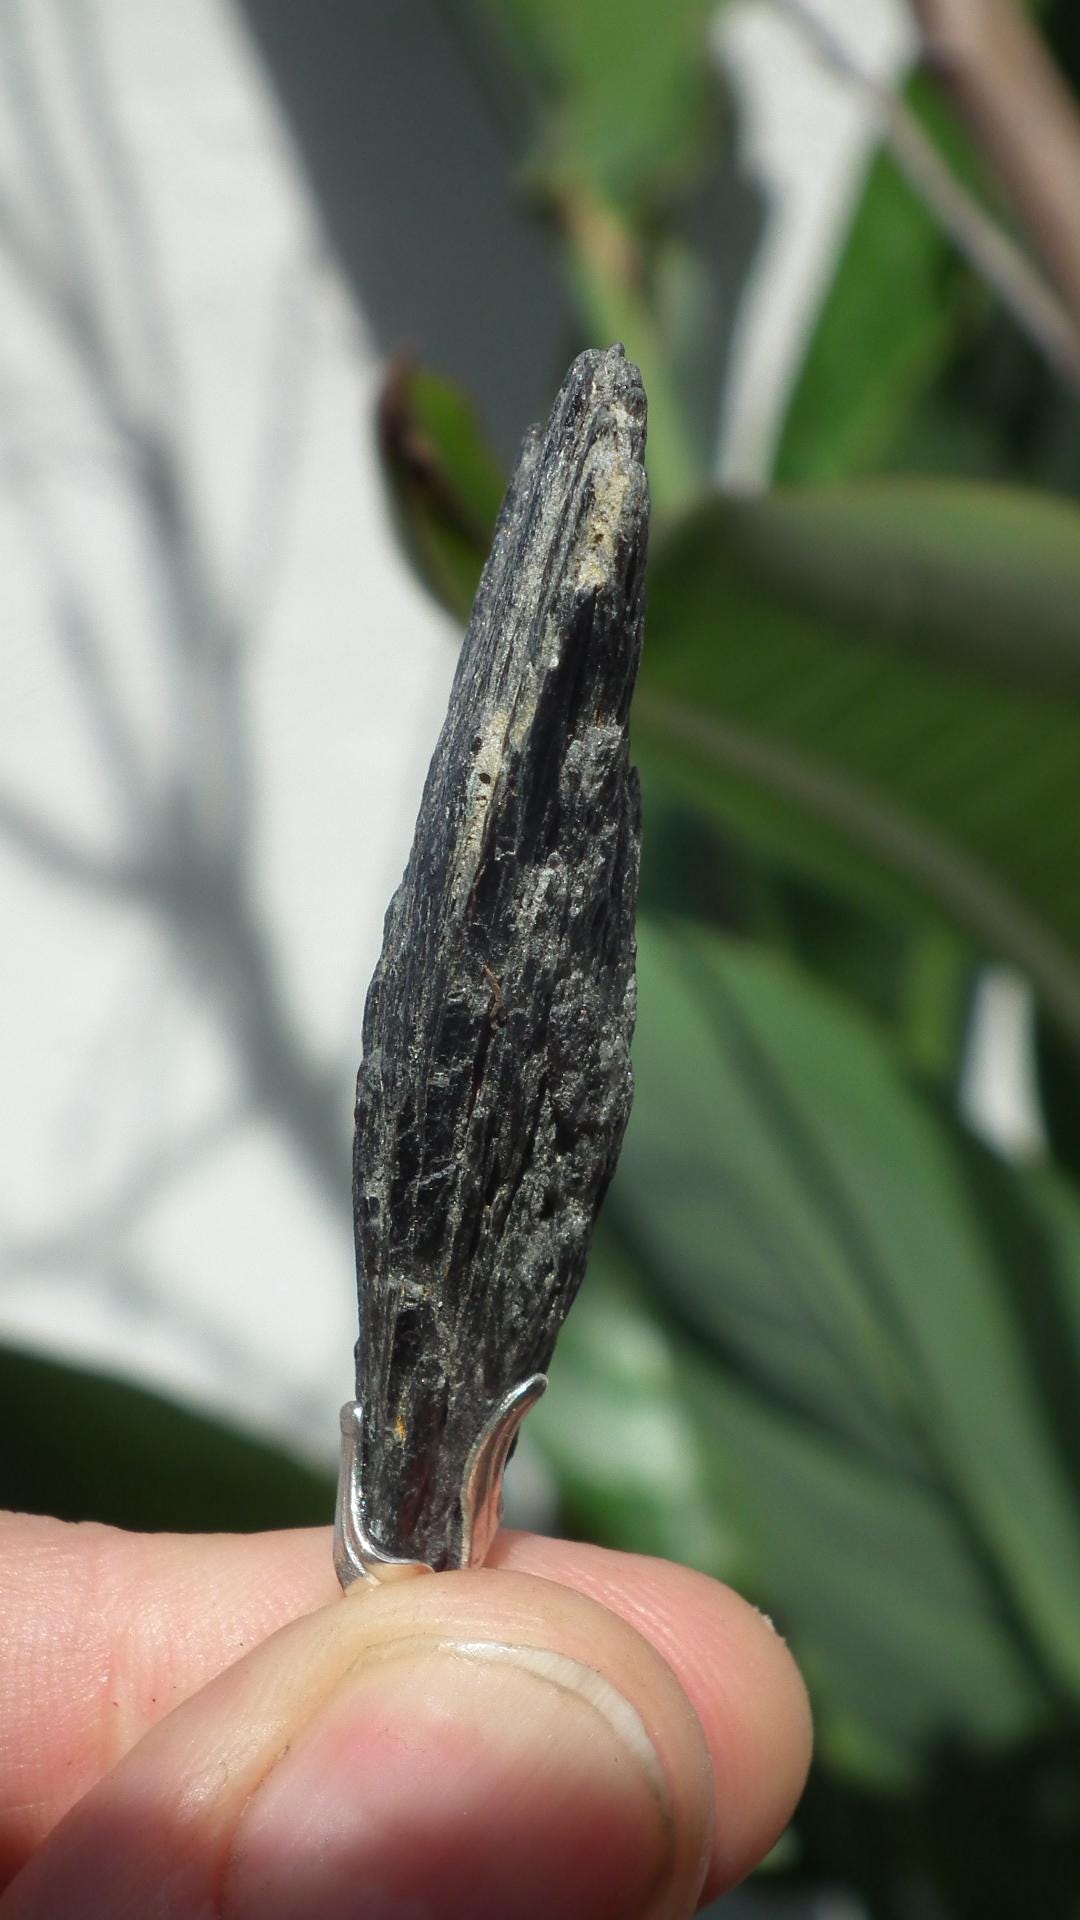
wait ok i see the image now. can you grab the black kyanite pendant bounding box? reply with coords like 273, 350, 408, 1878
338, 345, 648, 1580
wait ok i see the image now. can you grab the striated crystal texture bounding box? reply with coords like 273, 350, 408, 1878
352, 344, 648, 1570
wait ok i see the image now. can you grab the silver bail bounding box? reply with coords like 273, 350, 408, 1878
333, 1373, 547, 1591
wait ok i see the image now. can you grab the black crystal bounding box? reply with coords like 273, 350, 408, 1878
352, 345, 648, 1569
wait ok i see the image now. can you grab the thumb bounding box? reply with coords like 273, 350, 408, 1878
1, 1566, 715, 1920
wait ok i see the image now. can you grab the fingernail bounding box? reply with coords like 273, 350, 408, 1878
225, 1634, 675, 1920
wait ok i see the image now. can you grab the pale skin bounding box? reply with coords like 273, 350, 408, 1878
0, 1514, 812, 1918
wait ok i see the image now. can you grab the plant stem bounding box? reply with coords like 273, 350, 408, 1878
556, 185, 702, 515
912, 0, 1080, 334
776, 0, 1080, 392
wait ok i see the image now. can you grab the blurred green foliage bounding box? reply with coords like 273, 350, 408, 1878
377, 4, 1080, 1911
0, 1345, 332, 1532
478, 0, 722, 212
378, 361, 506, 622
12, 2, 1080, 1914
775, 75, 984, 487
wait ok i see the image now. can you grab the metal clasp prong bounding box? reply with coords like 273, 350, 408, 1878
333, 1374, 547, 1592
333, 1401, 428, 1590
460, 1372, 547, 1567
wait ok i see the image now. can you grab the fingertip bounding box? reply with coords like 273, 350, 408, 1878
5, 1565, 716, 1920
492, 1534, 813, 1896
0, 1514, 811, 1907
0, 1514, 337, 1880
232, 1569, 716, 1919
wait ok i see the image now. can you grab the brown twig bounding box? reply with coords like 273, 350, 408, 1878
777, 0, 1080, 391
912, 0, 1080, 334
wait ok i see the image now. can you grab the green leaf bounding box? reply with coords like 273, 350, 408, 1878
639, 764, 975, 1082
683, 1363, 1052, 1779
478, 0, 722, 212
638, 480, 1080, 1048
775, 77, 976, 486
468, 0, 728, 511
1037, 1008, 1080, 1186
557, 195, 706, 512
377, 360, 505, 622
0, 1343, 333, 1532
531, 1229, 742, 1577
612, 920, 1080, 1734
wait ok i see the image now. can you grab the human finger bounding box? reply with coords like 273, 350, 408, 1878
2, 1564, 717, 1918
0, 1512, 810, 1902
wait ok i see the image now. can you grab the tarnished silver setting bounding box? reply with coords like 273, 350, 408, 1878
459, 1373, 547, 1566
333, 1374, 547, 1591
333, 1401, 427, 1590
